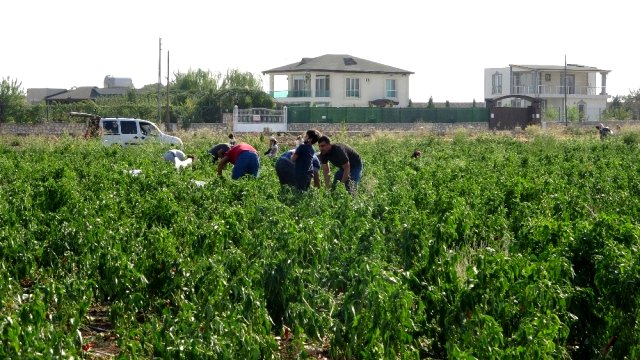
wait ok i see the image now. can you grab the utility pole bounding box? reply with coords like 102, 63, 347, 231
564, 55, 568, 126
157, 38, 162, 123
166, 51, 170, 127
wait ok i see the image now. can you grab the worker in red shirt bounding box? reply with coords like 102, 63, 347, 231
215, 143, 260, 179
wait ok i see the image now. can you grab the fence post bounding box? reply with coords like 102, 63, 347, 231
233, 105, 238, 133
283, 106, 288, 132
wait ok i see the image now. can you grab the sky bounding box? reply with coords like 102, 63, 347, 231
2, 0, 636, 103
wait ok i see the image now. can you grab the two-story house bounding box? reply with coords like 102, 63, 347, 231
263, 54, 413, 107
484, 64, 610, 121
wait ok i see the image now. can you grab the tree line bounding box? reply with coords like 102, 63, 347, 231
2, 72, 640, 123
0, 69, 274, 124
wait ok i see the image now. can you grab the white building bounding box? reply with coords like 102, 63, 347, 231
484, 64, 611, 121
263, 54, 413, 107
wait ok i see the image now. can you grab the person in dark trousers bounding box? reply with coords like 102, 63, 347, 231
275, 150, 321, 189
317, 135, 363, 193
595, 123, 613, 140
291, 129, 321, 191
214, 143, 260, 179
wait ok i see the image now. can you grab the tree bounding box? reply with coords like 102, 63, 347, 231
0, 77, 27, 123
624, 89, 640, 119
221, 69, 263, 90
195, 87, 274, 123
567, 106, 580, 122
602, 96, 631, 120
543, 107, 559, 121
427, 96, 435, 109
171, 69, 221, 106
173, 69, 220, 93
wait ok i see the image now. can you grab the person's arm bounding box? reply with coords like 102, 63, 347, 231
217, 156, 230, 176
322, 163, 331, 189
313, 171, 321, 188
340, 162, 351, 184
291, 147, 300, 161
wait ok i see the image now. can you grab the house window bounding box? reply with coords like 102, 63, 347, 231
385, 79, 397, 98
513, 73, 522, 94
292, 75, 309, 97
492, 72, 502, 94
578, 101, 586, 120
560, 74, 575, 94
346, 78, 360, 98
315, 75, 330, 97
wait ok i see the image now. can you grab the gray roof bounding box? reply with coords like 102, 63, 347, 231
510, 64, 610, 73
46, 86, 129, 101
263, 54, 413, 75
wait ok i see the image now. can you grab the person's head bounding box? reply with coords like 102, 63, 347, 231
318, 135, 332, 154
269, 137, 278, 146
208, 143, 230, 162
304, 129, 321, 144
228, 133, 235, 139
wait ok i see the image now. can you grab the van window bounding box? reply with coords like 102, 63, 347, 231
121, 121, 138, 134
139, 121, 160, 136
103, 120, 119, 134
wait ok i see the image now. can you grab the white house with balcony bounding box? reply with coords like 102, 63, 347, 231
484, 64, 611, 121
263, 54, 413, 107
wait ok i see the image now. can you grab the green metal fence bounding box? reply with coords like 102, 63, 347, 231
287, 107, 490, 123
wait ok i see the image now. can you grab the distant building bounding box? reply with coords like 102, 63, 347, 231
263, 54, 413, 107
27, 88, 67, 104
27, 76, 134, 104
44, 86, 129, 104
104, 76, 133, 89
484, 64, 610, 121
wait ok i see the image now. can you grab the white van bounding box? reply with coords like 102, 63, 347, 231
99, 118, 183, 147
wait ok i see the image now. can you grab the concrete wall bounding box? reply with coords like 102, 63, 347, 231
186, 123, 229, 132
0, 121, 227, 136
0, 122, 87, 136
2, 117, 634, 136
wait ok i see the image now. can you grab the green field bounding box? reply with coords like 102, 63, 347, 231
1, 129, 640, 359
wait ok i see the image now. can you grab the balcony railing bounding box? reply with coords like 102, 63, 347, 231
269, 89, 328, 98
290, 89, 311, 97
511, 85, 605, 96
